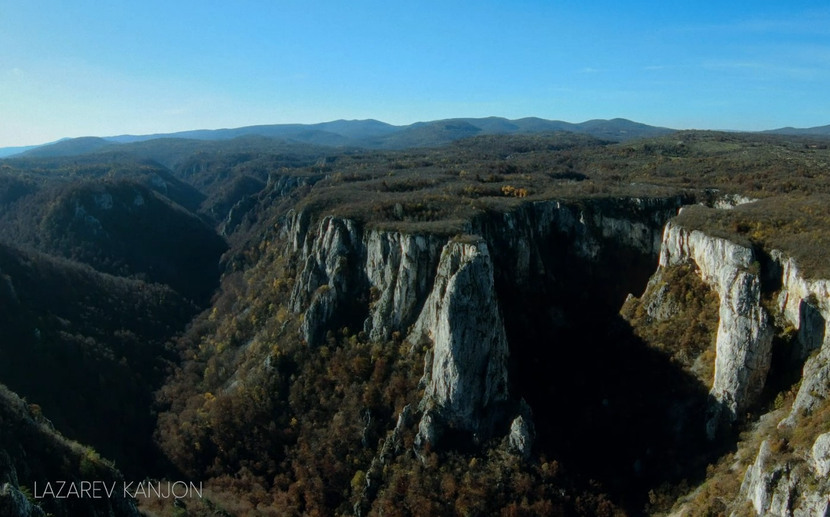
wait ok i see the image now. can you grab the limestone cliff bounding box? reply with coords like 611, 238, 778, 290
651, 233, 830, 515
289, 215, 363, 345
410, 239, 510, 446
475, 196, 685, 265
286, 195, 688, 344
363, 230, 445, 342
284, 209, 512, 444
737, 437, 830, 517
658, 220, 773, 437
285, 212, 445, 346
282, 196, 687, 456
773, 253, 830, 423
729, 252, 830, 516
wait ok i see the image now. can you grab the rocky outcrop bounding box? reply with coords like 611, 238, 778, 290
476, 196, 686, 264
0, 484, 45, 517
811, 432, 830, 478
737, 437, 830, 517
790, 343, 830, 423
712, 194, 757, 210
666, 246, 830, 515
507, 414, 534, 459
729, 253, 830, 514
768, 253, 830, 424
410, 239, 510, 446
285, 212, 446, 345
772, 252, 830, 360
364, 230, 444, 342
287, 195, 689, 348
289, 216, 364, 345
740, 440, 799, 516
282, 195, 694, 464
658, 221, 773, 437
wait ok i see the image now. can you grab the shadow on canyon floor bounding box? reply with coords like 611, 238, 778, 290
493, 237, 732, 514
511, 312, 725, 514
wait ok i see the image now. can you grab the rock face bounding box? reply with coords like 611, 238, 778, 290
658, 220, 773, 436
364, 230, 445, 342
811, 432, 830, 478
284, 211, 516, 449
286, 196, 689, 346
508, 415, 534, 459
410, 240, 510, 446
0, 483, 46, 517
771, 253, 830, 424
738, 438, 830, 517
740, 440, 798, 516
666, 245, 830, 515
289, 215, 365, 345
476, 196, 685, 265
773, 252, 830, 360
283, 196, 692, 455
727, 253, 830, 515
286, 212, 445, 346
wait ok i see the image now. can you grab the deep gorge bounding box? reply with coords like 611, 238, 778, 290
478, 199, 720, 512
249, 195, 734, 514
5, 130, 830, 516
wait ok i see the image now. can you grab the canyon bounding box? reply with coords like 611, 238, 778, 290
2, 130, 830, 515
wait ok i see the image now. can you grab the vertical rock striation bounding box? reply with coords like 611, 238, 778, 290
363, 230, 444, 342
285, 212, 446, 346
771, 253, 830, 424
730, 255, 830, 515
658, 221, 773, 437
410, 239, 510, 446
282, 195, 693, 458
289, 216, 364, 345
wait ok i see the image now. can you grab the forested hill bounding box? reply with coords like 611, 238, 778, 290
0, 242, 195, 476
7, 116, 674, 159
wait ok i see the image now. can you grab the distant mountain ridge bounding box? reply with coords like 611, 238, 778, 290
0, 144, 39, 158
6, 117, 675, 158
764, 124, 830, 137
9, 118, 830, 159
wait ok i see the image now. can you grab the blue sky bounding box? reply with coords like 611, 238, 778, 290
2, 1, 829, 147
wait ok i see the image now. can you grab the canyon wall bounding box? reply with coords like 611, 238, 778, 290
281, 196, 688, 452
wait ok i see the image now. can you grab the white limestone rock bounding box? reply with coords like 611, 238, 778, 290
812, 432, 830, 478
772, 251, 830, 360
289, 216, 362, 344
660, 221, 773, 436
412, 239, 510, 443
740, 440, 797, 516
769, 252, 830, 426
508, 415, 534, 459
363, 231, 443, 342
737, 439, 830, 517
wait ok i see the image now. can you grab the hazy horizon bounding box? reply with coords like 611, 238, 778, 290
3, 1, 829, 148
0, 114, 820, 152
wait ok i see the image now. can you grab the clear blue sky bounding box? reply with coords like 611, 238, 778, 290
2, 0, 829, 147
